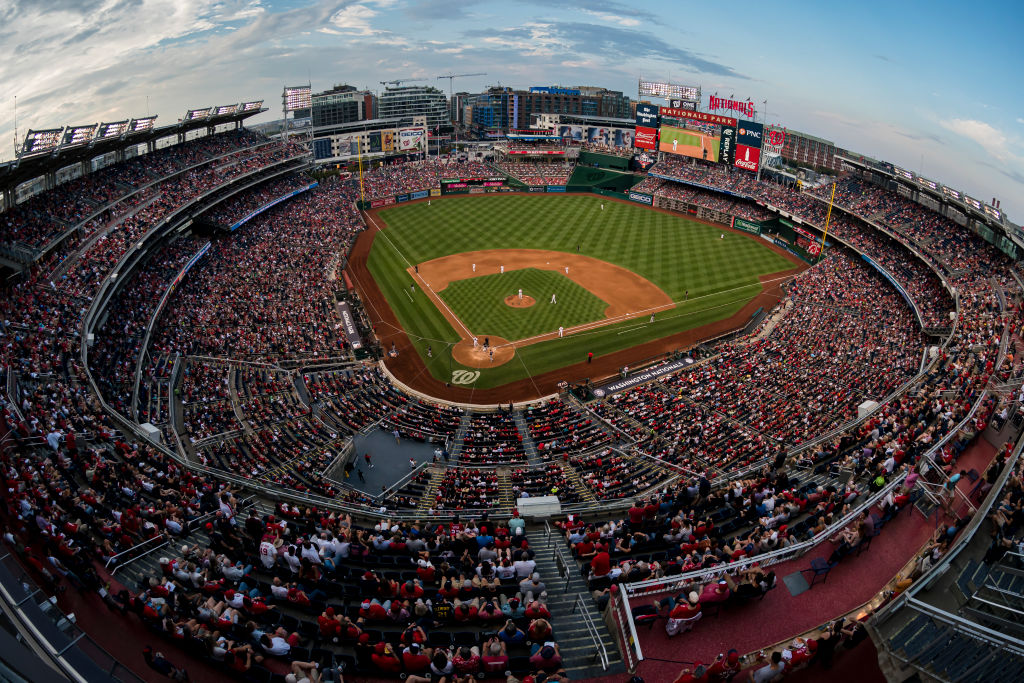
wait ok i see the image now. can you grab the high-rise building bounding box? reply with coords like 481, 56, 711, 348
311, 85, 376, 128
464, 85, 632, 135
377, 85, 450, 130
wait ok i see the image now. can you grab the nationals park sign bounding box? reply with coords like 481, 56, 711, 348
591, 358, 693, 398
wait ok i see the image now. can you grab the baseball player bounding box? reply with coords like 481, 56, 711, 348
500, 265, 504, 274
472, 263, 476, 273
518, 288, 523, 300
564, 266, 569, 275
558, 326, 564, 338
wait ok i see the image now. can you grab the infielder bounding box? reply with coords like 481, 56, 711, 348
550, 293, 557, 304
558, 326, 564, 338
518, 288, 523, 300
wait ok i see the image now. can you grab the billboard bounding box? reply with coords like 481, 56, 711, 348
557, 124, 584, 142
668, 99, 697, 110
313, 138, 332, 160
368, 132, 382, 153
708, 95, 755, 118
382, 131, 395, 153
763, 127, 786, 157
399, 127, 424, 151
586, 127, 634, 148
734, 120, 763, 172
634, 126, 658, 151
632, 150, 657, 172
635, 103, 660, 128
718, 124, 736, 166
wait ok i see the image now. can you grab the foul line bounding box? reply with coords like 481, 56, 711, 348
362, 209, 473, 339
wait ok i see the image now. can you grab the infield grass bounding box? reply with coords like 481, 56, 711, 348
439, 268, 607, 341
365, 194, 793, 389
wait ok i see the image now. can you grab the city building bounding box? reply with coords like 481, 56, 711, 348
465, 85, 632, 136
377, 85, 450, 130
311, 85, 376, 128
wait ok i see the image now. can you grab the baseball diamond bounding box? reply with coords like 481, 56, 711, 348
353, 193, 801, 396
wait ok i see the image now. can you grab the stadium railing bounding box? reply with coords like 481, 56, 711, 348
613, 389, 992, 665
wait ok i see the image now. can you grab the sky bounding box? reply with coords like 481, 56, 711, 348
1, 0, 1022, 220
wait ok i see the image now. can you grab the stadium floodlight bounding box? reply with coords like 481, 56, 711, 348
241, 100, 264, 112
128, 116, 157, 133
638, 79, 700, 102
214, 104, 239, 116
282, 86, 312, 112
97, 120, 130, 139
20, 128, 64, 156
61, 123, 98, 147
185, 107, 213, 121
916, 176, 938, 191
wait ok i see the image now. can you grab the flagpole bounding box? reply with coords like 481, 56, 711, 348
818, 182, 836, 261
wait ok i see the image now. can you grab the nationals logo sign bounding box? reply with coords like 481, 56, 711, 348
708, 95, 755, 118
763, 127, 786, 157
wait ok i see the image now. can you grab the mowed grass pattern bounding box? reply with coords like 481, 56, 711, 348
439, 268, 608, 341
372, 195, 790, 300
365, 195, 795, 388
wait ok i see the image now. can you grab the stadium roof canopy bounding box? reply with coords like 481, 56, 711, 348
0, 105, 267, 191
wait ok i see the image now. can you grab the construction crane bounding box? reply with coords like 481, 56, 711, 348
379, 78, 427, 87
436, 72, 487, 96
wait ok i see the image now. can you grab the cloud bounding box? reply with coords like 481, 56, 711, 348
939, 118, 1011, 161
405, 0, 483, 21
467, 21, 745, 79
1017, 117, 1024, 125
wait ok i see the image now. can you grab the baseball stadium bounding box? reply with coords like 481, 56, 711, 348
1, 12, 1023, 683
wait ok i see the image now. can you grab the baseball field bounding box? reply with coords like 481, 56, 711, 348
352, 194, 799, 394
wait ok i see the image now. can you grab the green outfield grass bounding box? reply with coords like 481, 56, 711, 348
439, 268, 607, 341
365, 194, 794, 389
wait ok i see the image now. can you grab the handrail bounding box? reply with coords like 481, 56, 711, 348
572, 593, 610, 670
131, 240, 212, 421
874, 427, 1023, 620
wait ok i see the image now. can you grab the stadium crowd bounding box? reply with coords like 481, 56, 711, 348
1, 132, 1021, 681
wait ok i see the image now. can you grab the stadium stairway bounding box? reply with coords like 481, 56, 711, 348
450, 413, 472, 462
513, 410, 542, 467
496, 469, 516, 509
561, 462, 599, 504
417, 466, 446, 512
528, 526, 626, 679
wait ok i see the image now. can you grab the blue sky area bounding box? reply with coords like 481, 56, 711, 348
1, 0, 1021, 218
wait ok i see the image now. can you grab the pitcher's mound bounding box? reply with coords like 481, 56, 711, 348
505, 295, 536, 308
452, 336, 515, 368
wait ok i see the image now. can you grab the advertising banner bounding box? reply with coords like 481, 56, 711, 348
397, 194, 409, 203
628, 192, 653, 205
659, 108, 737, 127
586, 127, 635, 148
368, 132, 382, 153
733, 218, 761, 235
529, 186, 545, 192
734, 120, 763, 172
399, 127, 424, 151
735, 144, 760, 172
546, 186, 566, 192
718, 123, 736, 166
370, 199, 385, 208
632, 150, 657, 171
429, 188, 441, 197
557, 125, 584, 142
410, 190, 429, 200
336, 302, 363, 350
591, 357, 693, 398
382, 131, 395, 153
634, 126, 658, 151
635, 103, 660, 128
